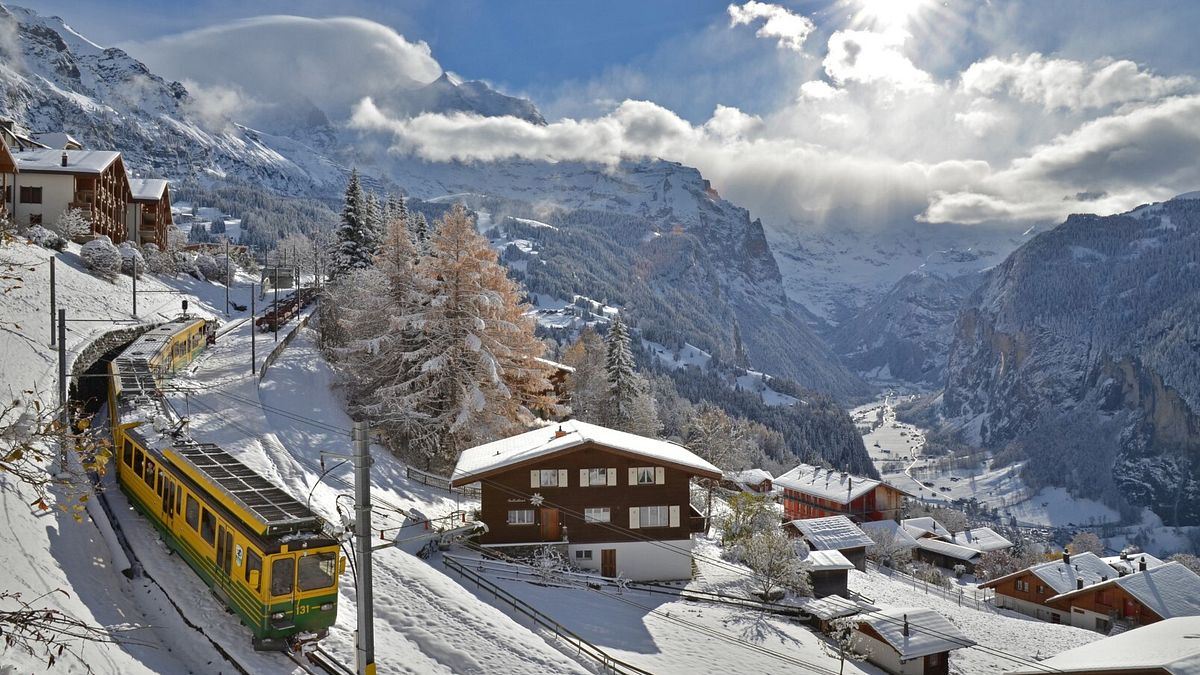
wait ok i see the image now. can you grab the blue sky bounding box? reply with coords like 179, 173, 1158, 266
16, 0, 1200, 228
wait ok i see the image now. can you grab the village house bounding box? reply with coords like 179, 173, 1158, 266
1010, 616, 1200, 675
0, 119, 47, 151
774, 463, 909, 522
900, 518, 1012, 573
901, 517, 954, 540
948, 527, 1012, 553
126, 178, 173, 249
450, 420, 720, 581
5, 148, 131, 240
0, 143, 15, 222
979, 551, 1119, 623
853, 607, 975, 675
862, 519, 920, 551
1044, 561, 1200, 633
1101, 550, 1164, 575
801, 549, 855, 598
31, 131, 84, 150
721, 468, 773, 494
788, 515, 874, 571
912, 538, 983, 573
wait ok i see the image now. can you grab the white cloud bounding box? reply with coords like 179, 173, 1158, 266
961, 53, 1196, 111
727, 1, 815, 52
799, 80, 843, 100
824, 29, 933, 91
124, 15, 442, 120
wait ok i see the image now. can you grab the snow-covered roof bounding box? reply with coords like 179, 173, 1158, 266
857, 607, 975, 659
798, 595, 877, 621
860, 520, 919, 549
451, 419, 721, 484
790, 516, 874, 551
949, 527, 1012, 552
901, 517, 953, 540
1011, 617, 1200, 675
723, 468, 773, 489
12, 148, 120, 174
774, 463, 880, 504
31, 131, 81, 149
1102, 552, 1165, 575
802, 549, 856, 571
1048, 562, 1200, 620
128, 178, 169, 201
534, 357, 575, 373
982, 552, 1119, 594
915, 537, 981, 561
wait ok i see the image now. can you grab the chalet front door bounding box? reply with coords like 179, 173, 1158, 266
601, 549, 616, 578
540, 508, 559, 541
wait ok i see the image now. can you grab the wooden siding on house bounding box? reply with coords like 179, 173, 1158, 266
476, 441, 702, 546
1047, 583, 1163, 627
782, 483, 905, 522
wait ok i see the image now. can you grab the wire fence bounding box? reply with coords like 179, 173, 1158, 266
866, 561, 994, 612
405, 465, 481, 499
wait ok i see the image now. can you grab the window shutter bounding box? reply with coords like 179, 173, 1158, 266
531, 470, 539, 488
607, 468, 617, 486
558, 469, 568, 487
579, 469, 590, 487
628, 507, 640, 529
655, 467, 665, 485
669, 505, 680, 528
628, 468, 637, 486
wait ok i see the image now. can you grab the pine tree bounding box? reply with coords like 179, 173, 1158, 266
332, 169, 372, 277
603, 315, 660, 436
733, 320, 750, 369
561, 327, 607, 423
411, 212, 429, 250
363, 192, 383, 257
343, 204, 555, 468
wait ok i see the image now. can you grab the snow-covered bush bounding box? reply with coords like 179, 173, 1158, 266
208, 254, 233, 284
174, 250, 198, 277
54, 208, 91, 242
119, 242, 145, 277
27, 225, 64, 251
195, 253, 219, 280
81, 236, 122, 278
142, 243, 174, 274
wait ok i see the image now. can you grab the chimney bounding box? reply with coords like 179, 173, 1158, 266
1100, 575, 1108, 582
1139, 558, 1147, 572
60, 152, 68, 167
1062, 551, 1071, 564
1077, 578, 1085, 590
902, 614, 909, 637
1120, 550, 1129, 560
553, 425, 568, 439
1119, 570, 1127, 577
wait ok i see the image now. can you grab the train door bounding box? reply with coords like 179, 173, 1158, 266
160, 476, 174, 525
216, 525, 234, 578
270, 554, 298, 625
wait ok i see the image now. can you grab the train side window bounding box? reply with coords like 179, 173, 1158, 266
122, 441, 133, 467
156, 469, 165, 497
175, 487, 183, 515
200, 509, 216, 547
185, 495, 200, 531
133, 448, 144, 476
245, 550, 263, 589
271, 557, 294, 597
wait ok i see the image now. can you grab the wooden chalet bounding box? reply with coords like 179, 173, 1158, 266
775, 463, 909, 522
979, 551, 1119, 623
451, 420, 720, 581
1044, 561, 1200, 633
0, 119, 48, 152
0, 143, 15, 222
853, 607, 974, 675
788, 515, 874, 571
31, 131, 84, 150
1010, 617, 1200, 675
721, 468, 773, 494
127, 178, 173, 249
803, 550, 855, 598
7, 149, 130, 241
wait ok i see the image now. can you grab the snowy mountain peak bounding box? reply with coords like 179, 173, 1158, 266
403, 72, 547, 125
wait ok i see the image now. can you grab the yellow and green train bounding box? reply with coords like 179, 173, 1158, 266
107, 317, 343, 650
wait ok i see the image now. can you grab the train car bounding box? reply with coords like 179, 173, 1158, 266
107, 317, 343, 650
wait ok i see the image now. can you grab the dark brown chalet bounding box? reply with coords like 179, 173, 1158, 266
775, 463, 910, 522
451, 420, 720, 581
1044, 562, 1200, 633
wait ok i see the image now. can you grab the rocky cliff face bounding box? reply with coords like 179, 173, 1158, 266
941, 195, 1200, 524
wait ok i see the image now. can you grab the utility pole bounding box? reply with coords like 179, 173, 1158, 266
224, 237, 230, 317
273, 276, 279, 342
57, 308, 67, 472
250, 284, 256, 376
49, 256, 56, 346
353, 419, 375, 675
131, 266, 137, 318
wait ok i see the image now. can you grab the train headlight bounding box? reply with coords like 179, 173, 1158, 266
320, 603, 334, 611
271, 612, 286, 620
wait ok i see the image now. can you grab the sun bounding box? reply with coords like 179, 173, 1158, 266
850, 0, 937, 30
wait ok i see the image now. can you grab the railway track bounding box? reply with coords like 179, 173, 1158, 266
287, 646, 355, 675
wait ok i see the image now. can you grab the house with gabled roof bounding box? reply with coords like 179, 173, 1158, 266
722, 468, 773, 494
7, 148, 130, 240
1045, 561, 1200, 633
979, 551, 1119, 623
32, 131, 83, 151
1010, 616, 1200, 675
901, 517, 954, 540
913, 538, 984, 573
948, 527, 1012, 553
853, 607, 975, 675
800, 549, 855, 598
451, 420, 720, 581
127, 178, 173, 249
775, 463, 909, 522
788, 515, 874, 571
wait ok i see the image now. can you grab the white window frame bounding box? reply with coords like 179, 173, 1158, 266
639, 505, 669, 528
635, 467, 655, 485
575, 549, 593, 560
540, 469, 559, 487
588, 468, 608, 486
507, 509, 535, 525
584, 507, 611, 524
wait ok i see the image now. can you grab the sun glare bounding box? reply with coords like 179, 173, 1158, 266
853, 0, 934, 30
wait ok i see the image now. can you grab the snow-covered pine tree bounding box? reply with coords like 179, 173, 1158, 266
603, 314, 660, 436
410, 211, 429, 250
363, 191, 383, 257
561, 327, 607, 423
332, 169, 372, 277
354, 204, 555, 468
